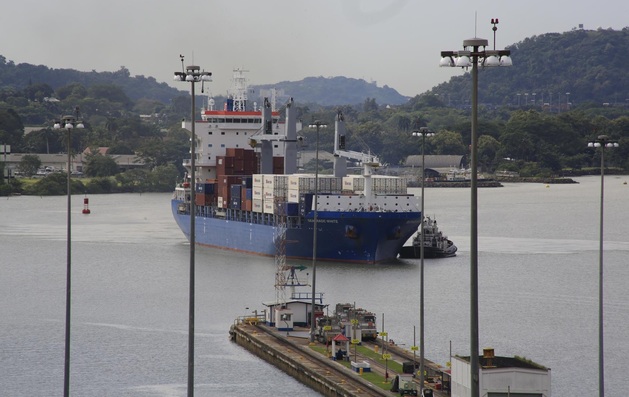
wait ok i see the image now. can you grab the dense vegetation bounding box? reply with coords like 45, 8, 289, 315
1, 28, 628, 196
433, 27, 629, 107
253, 76, 409, 106
301, 95, 628, 176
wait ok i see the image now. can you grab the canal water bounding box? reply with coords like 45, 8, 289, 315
1, 175, 628, 396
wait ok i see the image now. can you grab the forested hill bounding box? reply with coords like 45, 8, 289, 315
2, 28, 629, 107
0, 57, 408, 106
252, 76, 409, 106
0, 58, 181, 103
432, 27, 629, 107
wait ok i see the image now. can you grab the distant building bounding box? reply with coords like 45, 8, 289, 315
298, 149, 336, 169
404, 154, 466, 179
82, 147, 144, 172
451, 348, 551, 397
2, 148, 144, 175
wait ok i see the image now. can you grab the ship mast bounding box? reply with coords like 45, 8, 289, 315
230, 68, 249, 112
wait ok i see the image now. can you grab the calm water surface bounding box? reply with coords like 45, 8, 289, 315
1, 176, 628, 396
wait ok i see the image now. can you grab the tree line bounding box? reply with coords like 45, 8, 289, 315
300, 94, 628, 178
2, 83, 628, 196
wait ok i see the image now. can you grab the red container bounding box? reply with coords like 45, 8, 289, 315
216, 156, 226, 176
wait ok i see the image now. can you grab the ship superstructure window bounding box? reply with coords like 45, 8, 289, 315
208, 144, 213, 147
221, 132, 225, 135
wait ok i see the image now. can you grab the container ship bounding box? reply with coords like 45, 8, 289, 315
171, 69, 421, 264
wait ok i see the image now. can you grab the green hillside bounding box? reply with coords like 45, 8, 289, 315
432, 28, 629, 108
3, 28, 629, 108
0, 58, 182, 103
253, 76, 409, 106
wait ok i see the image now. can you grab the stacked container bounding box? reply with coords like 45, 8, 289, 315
195, 180, 217, 206
342, 175, 407, 195
213, 148, 258, 209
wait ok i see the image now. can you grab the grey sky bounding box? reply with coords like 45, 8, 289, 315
3, 0, 628, 98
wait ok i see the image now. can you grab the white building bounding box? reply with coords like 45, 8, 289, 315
262, 298, 327, 329
451, 348, 551, 397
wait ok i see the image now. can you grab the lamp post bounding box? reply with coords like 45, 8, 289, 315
411, 126, 435, 393
308, 120, 326, 343
587, 135, 619, 397
173, 57, 212, 397
440, 32, 512, 397
53, 108, 84, 397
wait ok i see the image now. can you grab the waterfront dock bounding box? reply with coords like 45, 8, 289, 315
230, 318, 450, 397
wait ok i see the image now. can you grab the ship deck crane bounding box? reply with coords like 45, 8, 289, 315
332, 111, 382, 206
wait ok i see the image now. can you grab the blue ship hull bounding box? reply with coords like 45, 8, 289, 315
171, 199, 420, 264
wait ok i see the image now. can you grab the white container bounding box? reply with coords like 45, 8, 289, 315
252, 199, 263, 213
263, 199, 275, 214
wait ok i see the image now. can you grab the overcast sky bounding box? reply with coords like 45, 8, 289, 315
3, 0, 628, 99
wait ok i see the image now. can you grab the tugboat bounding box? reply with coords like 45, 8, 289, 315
398, 217, 457, 259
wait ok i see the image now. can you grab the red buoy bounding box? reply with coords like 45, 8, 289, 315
82, 196, 91, 214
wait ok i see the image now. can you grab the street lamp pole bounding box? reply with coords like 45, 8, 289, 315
412, 126, 435, 393
588, 135, 619, 397
308, 120, 326, 343
174, 58, 212, 397
440, 31, 512, 397
53, 108, 84, 397
469, 43, 481, 397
